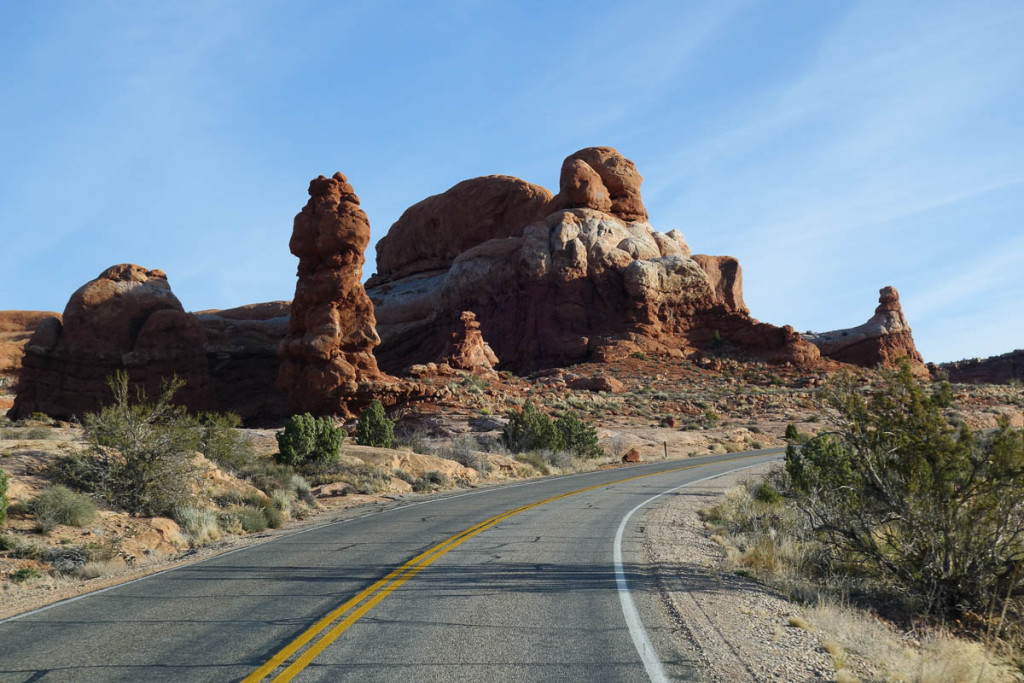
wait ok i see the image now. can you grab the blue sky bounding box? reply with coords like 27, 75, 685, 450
1, 0, 1021, 363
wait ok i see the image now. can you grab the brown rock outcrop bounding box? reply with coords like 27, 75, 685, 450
367, 147, 819, 373
11, 265, 212, 420
692, 255, 748, 314
936, 349, 1024, 385
372, 175, 554, 283
439, 311, 498, 374
276, 173, 389, 416
803, 286, 927, 376
554, 147, 648, 221
0, 310, 61, 387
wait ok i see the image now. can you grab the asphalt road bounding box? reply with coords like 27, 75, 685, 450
0, 449, 782, 682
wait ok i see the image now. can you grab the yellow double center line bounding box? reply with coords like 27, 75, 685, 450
244, 452, 774, 681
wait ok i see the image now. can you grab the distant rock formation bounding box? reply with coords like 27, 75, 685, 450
367, 147, 819, 373
0, 310, 61, 387
803, 286, 927, 377
936, 349, 1024, 385
276, 173, 396, 417
439, 311, 499, 374
11, 265, 213, 420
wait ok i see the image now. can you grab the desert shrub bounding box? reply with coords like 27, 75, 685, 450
233, 505, 269, 533
784, 423, 800, 441
242, 462, 297, 497
515, 451, 551, 476
439, 435, 490, 472
501, 401, 560, 453
554, 412, 603, 458
392, 468, 415, 484
199, 412, 254, 473
173, 505, 221, 547
413, 471, 447, 493
11, 567, 42, 583
290, 474, 315, 506
275, 413, 344, 467
0, 469, 8, 526
80, 371, 200, 516
46, 546, 89, 575
786, 361, 1024, 620
356, 400, 394, 448
30, 486, 97, 532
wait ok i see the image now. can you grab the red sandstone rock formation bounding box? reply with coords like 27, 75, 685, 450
194, 302, 290, 422
0, 310, 61, 387
372, 175, 554, 283
803, 286, 927, 377
276, 173, 390, 416
936, 349, 1024, 385
622, 448, 641, 463
439, 311, 499, 374
692, 255, 748, 314
367, 147, 819, 374
554, 146, 648, 221
11, 265, 212, 420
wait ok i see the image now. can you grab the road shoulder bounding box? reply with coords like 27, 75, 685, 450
642, 464, 834, 682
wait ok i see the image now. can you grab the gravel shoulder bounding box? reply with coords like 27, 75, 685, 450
643, 464, 834, 682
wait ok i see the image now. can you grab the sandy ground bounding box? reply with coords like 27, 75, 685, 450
644, 463, 835, 682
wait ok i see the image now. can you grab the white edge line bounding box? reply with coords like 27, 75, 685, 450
0, 450, 782, 626
613, 457, 780, 682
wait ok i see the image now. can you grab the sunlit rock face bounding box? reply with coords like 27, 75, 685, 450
803, 286, 928, 376
368, 147, 819, 374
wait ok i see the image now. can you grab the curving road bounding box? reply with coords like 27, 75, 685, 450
0, 449, 782, 682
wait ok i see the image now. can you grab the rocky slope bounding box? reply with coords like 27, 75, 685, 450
367, 147, 819, 374
803, 286, 928, 377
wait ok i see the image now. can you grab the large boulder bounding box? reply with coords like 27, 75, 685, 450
803, 286, 927, 376
367, 147, 819, 373
11, 265, 213, 419
276, 173, 392, 416
553, 147, 648, 221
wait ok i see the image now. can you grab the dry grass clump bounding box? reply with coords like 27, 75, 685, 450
805, 600, 1016, 682
173, 505, 221, 547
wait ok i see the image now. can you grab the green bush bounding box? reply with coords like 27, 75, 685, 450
784, 423, 800, 441
786, 361, 1024, 619
275, 414, 344, 467
356, 400, 394, 448
501, 401, 560, 453
0, 469, 9, 526
80, 371, 200, 516
413, 471, 448, 492
554, 412, 603, 458
30, 486, 97, 532
501, 403, 602, 458
199, 412, 254, 473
